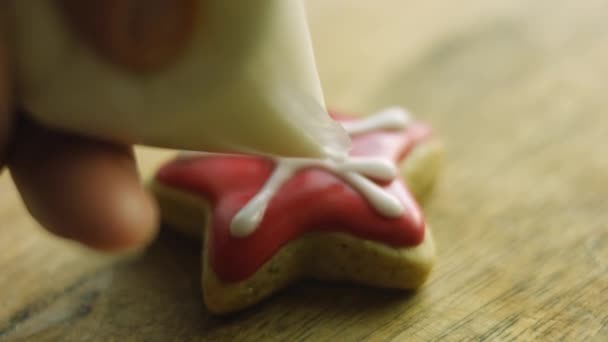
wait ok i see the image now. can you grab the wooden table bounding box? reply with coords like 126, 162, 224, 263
1, 0, 607, 340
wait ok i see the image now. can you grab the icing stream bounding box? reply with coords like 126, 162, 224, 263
341, 107, 412, 136
230, 107, 412, 237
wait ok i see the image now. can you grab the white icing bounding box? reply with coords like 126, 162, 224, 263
231, 163, 295, 237
341, 107, 412, 136
339, 172, 405, 217
338, 157, 397, 181
229, 107, 413, 237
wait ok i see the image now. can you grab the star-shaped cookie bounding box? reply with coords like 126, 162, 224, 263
149, 108, 442, 314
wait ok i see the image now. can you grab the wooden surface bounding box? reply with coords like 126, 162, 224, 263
1, 0, 607, 340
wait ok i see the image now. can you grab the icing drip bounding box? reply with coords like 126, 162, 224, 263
339, 171, 404, 217
230, 163, 295, 237
230, 107, 412, 237
341, 107, 412, 136
230, 156, 399, 237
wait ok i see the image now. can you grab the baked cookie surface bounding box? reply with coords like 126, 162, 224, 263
149, 108, 442, 314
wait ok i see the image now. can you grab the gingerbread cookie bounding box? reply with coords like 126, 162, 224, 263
149, 108, 442, 314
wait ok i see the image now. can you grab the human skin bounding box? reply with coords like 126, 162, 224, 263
2, 0, 339, 252
0, 1, 165, 252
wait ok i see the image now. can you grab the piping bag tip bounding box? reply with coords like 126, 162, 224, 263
274, 86, 352, 160
302, 107, 351, 160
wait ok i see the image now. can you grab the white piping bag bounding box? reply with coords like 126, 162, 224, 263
9, 0, 351, 158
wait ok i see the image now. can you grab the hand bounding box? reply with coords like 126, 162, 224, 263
0, 14, 159, 252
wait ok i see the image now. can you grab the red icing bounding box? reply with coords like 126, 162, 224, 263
155, 114, 433, 282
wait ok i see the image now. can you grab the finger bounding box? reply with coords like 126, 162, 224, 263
0, 7, 13, 168
58, 0, 199, 71
8, 119, 159, 251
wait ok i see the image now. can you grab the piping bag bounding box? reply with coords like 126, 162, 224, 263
9, 0, 351, 158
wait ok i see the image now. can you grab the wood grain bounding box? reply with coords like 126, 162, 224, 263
1, 0, 607, 340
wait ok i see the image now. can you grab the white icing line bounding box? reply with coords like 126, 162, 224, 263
230, 163, 295, 237
341, 107, 412, 136
228, 107, 414, 238
340, 172, 404, 218
337, 157, 397, 181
